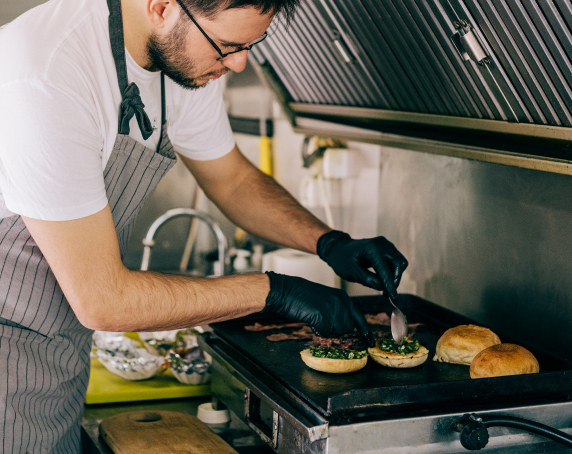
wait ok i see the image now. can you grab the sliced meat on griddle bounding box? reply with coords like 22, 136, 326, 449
312, 326, 392, 350
245, 312, 423, 343
266, 327, 314, 342
313, 333, 367, 350
365, 313, 391, 325
244, 322, 307, 331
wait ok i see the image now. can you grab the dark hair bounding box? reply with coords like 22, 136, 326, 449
180, 0, 300, 23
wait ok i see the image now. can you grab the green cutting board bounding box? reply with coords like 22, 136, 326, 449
86, 358, 211, 405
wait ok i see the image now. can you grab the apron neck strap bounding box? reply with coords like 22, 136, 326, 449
107, 0, 129, 95
161, 73, 166, 127
107, 0, 162, 141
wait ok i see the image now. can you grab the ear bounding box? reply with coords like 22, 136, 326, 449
145, 0, 179, 28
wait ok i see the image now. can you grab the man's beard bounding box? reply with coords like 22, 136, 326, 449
146, 20, 207, 90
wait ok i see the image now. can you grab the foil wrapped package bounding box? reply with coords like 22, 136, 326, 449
168, 346, 212, 385
139, 328, 212, 384
92, 332, 166, 381
138, 330, 183, 356
92, 329, 211, 384
138, 327, 205, 355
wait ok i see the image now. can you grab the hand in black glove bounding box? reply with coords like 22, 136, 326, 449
317, 230, 408, 300
264, 271, 374, 346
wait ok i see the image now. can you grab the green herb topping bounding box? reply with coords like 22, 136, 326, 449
377, 337, 420, 355
310, 346, 368, 360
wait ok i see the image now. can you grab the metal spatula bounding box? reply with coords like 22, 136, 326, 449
388, 295, 408, 345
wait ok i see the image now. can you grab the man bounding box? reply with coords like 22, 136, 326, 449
0, 0, 407, 451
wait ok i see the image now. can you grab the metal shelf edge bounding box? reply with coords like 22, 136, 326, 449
292, 117, 572, 176
289, 104, 572, 141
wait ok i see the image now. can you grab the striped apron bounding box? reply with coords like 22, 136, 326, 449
0, 0, 177, 450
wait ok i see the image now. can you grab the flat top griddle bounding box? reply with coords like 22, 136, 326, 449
209, 295, 572, 420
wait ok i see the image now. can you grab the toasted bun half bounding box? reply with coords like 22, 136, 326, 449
470, 343, 539, 379
300, 349, 367, 374
368, 345, 429, 368
433, 325, 501, 366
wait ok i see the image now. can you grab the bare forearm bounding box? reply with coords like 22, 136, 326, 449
228, 171, 329, 252
190, 152, 330, 253
87, 270, 269, 332
22, 208, 269, 333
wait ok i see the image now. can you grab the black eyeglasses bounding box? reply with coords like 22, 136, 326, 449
175, 0, 268, 61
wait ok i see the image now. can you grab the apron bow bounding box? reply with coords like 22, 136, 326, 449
118, 82, 154, 140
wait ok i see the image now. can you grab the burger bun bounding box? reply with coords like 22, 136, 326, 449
300, 349, 367, 374
368, 345, 429, 368
470, 343, 539, 379
433, 325, 501, 366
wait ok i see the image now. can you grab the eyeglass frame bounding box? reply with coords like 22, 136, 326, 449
175, 0, 268, 61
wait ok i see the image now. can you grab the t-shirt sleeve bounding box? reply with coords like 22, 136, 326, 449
0, 81, 108, 221
171, 78, 235, 161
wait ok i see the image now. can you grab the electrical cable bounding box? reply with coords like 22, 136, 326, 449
481, 415, 572, 448
459, 413, 572, 450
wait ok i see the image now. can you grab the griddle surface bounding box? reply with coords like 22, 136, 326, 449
209, 295, 572, 418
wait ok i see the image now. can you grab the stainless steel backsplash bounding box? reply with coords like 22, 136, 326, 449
378, 146, 572, 359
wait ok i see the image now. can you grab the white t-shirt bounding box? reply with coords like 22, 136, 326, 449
0, 0, 235, 221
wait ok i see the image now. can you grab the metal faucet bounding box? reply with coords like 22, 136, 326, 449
140, 208, 228, 276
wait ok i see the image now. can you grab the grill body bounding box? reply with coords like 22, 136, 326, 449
198, 296, 572, 453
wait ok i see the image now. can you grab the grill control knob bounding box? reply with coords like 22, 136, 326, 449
460, 415, 490, 450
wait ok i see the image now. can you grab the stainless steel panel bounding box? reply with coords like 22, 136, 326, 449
205, 321, 572, 454
359, 0, 454, 114
327, 402, 572, 454
265, 29, 323, 104
257, 0, 572, 140
511, 1, 572, 121
399, 0, 483, 117
211, 360, 247, 422
374, 145, 572, 359
285, 15, 352, 105
301, 1, 386, 106
251, 47, 304, 103
411, 0, 498, 119
313, 0, 405, 108
292, 8, 365, 105
198, 335, 329, 442
289, 103, 572, 140
292, 116, 572, 174
457, 0, 561, 124
554, 0, 572, 27
327, 1, 422, 111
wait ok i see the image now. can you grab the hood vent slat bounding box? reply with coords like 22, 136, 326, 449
252, 0, 572, 173
251, 0, 572, 168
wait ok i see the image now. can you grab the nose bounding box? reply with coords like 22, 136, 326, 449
221, 50, 249, 73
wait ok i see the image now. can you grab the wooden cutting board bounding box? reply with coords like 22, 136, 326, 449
99, 410, 238, 454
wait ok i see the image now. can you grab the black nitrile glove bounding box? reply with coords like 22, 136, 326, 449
264, 271, 374, 347
317, 230, 408, 300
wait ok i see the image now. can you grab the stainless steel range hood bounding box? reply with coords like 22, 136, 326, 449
250, 0, 572, 174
